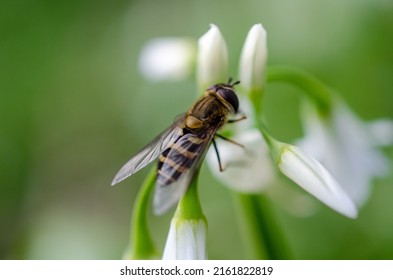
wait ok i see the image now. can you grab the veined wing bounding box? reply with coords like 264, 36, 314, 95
111, 116, 185, 186
153, 126, 218, 215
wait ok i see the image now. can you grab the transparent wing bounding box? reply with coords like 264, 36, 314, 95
153, 127, 218, 215
111, 116, 185, 186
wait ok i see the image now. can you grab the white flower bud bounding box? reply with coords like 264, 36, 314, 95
197, 24, 228, 92
239, 24, 268, 93
277, 144, 358, 218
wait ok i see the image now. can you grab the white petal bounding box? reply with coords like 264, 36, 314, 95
162, 220, 177, 260
278, 145, 358, 218
162, 219, 207, 260
139, 38, 195, 81
176, 221, 196, 259
298, 99, 390, 206
197, 24, 228, 91
239, 23, 268, 92
196, 221, 207, 259
207, 129, 275, 193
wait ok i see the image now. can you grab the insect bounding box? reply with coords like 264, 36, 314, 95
111, 79, 245, 214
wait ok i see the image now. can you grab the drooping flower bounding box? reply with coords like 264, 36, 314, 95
298, 98, 391, 207
273, 142, 358, 218
162, 218, 207, 260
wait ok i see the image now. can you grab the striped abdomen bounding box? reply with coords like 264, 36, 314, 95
157, 132, 206, 186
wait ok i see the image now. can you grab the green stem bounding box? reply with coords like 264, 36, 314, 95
174, 169, 206, 221
255, 120, 285, 164
248, 88, 265, 117
234, 193, 268, 259
256, 195, 291, 259
234, 193, 291, 259
267, 65, 333, 116
125, 168, 158, 260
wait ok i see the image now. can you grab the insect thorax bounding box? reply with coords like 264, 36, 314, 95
187, 94, 230, 131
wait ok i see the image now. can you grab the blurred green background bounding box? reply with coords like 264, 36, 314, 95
1, 0, 392, 259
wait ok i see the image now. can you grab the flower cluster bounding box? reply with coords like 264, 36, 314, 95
127, 23, 392, 260
198, 24, 362, 219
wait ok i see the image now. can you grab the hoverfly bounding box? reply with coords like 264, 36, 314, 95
111, 79, 245, 214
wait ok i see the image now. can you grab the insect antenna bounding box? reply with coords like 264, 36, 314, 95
231, 80, 240, 87
226, 77, 240, 87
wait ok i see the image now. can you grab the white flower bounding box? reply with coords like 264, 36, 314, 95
276, 143, 358, 219
139, 37, 196, 81
207, 128, 275, 193
197, 24, 228, 92
162, 218, 207, 260
239, 23, 268, 92
298, 98, 391, 207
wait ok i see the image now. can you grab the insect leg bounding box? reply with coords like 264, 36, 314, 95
227, 115, 247, 123
215, 134, 245, 148
212, 138, 224, 172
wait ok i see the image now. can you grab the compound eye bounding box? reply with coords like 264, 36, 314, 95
217, 88, 239, 113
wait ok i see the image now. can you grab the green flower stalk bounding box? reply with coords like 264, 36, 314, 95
123, 168, 158, 260
267, 66, 332, 115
